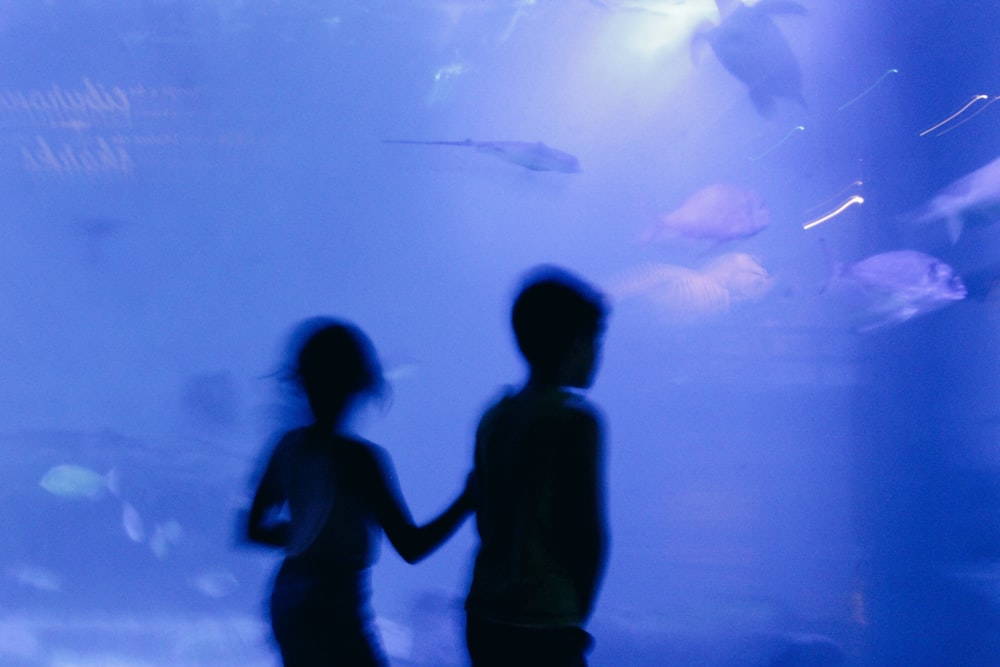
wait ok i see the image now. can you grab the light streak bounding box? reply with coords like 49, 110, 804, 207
934, 95, 1000, 136
749, 125, 804, 161
919, 94, 989, 136
803, 195, 864, 230
838, 68, 899, 111
804, 180, 863, 215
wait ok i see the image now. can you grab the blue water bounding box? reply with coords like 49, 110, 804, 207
1, 1, 999, 665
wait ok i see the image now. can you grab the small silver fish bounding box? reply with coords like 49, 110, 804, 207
189, 571, 239, 599
7, 565, 62, 593
912, 154, 1000, 243
644, 183, 770, 245
122, 502, 144, 543
383, 139, 581, 173
39, 465, 119, 500
150, 520, 184, 559
830, 249, 967, 331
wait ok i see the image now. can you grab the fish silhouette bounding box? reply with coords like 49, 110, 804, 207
644, 183, 770, 245
7, 565, 62, 593
150, 520, 184, 559
911, 154, 1000, 243
190, 571, 239, 599
825, 247, 967, 332
692, 0, 806, 116
383, 139, 581, 173
122, 502, 145, 543
39, 464, 119, 500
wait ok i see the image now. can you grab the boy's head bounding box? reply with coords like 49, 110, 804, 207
511, 266, 608, 387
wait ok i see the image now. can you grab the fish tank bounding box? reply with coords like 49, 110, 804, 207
2, 1, 998, 665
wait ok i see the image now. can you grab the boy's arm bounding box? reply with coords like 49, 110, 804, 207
560, 410, 609, 617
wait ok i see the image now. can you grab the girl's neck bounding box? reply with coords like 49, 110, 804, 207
526, 373, 567, 391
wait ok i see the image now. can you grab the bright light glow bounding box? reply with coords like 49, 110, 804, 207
604, 1, 718, 59
576, 0, 718, 113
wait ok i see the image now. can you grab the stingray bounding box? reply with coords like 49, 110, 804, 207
383, 138, 581, 173
692, 0, 807, 117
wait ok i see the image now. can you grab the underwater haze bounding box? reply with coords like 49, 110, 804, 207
2, 1, 1000, 665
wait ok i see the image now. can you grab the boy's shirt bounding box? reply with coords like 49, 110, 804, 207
466, 385, 608, 627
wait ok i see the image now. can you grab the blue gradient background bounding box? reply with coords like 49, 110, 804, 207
1, 1, 998, 665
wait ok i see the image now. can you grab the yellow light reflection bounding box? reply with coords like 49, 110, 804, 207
804, 180, 863, 216
803, 195, 864, 230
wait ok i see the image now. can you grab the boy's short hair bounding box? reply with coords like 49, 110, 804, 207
511, 266, 607, 373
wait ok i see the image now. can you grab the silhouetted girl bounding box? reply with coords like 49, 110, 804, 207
247, 318, 472, 666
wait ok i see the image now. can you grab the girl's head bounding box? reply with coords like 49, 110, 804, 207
285, 318, 386, 425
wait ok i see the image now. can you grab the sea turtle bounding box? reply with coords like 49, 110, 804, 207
692, 0, 807, 116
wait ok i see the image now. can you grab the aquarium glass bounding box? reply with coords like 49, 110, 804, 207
1, 1, 998, 665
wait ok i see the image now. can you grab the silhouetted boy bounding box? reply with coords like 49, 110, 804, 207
465, 266, 610, 667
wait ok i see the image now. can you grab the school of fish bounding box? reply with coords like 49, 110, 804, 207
38, 464, 184, 561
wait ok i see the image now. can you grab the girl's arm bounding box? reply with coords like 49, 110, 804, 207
365, 447, 473, 564
246, 448, 290, 548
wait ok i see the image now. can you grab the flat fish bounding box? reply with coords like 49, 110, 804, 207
692, 0, 806, 116
608, 264, 730, 323
612, 262, 731, 319
645, 183, 769, 244
912, 154, 1000, 243
609, 253, 772, 321
830, 249, 967, 331
383, 139, 581, 173
700, 252, 773, 300
39, 465, 119, 500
